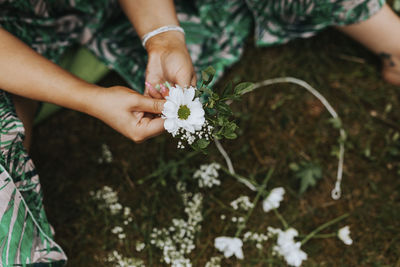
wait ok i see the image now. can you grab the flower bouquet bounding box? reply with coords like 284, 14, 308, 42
162, 66, 254, 151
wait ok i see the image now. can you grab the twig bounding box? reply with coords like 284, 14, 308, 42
240, 77, 346, 200
337, 54, 366, 64
214, 138, 235, 174
220, 165, 257, 191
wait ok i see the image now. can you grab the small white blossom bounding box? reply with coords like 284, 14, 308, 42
98, 143, 113, 163
205, 256, 222, 267
263, 187, 285, 212
338, 226, 353, 245
230, 196, 254, 211
105, 250, 144, 267
243, 231, 268, 249
111, 226, 123, 234
136, 241, 145, 252
193, 163, 221, 188
150, 183, 203, 267
162, 85, 205, 135
268, 227, 307, 267
214, 237, 244, 260
91, 186, 123, 215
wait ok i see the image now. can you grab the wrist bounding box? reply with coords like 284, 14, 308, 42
74, 83, 105, 117
144, 30, 186, 53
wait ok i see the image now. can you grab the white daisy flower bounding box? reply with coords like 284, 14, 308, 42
162, 85, 205, 136
263, 187, 285, 212
214, 236, 244, 259
338, 226, 353, 245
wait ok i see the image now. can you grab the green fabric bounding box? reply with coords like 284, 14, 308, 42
34, 47, 110, 124
0, 0, 385, 265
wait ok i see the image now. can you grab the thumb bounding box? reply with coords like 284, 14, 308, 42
135, 95, 165, 114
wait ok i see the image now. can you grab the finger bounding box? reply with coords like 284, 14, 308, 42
145, 81, 163, 99
190, 74, 197, 87
160, 84, 169, 98
134, 117, 165, 142
135, 95, 166, 114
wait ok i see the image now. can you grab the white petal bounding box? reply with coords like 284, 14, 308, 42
162, 101, 178, 118
168, 86, 184, 105
164, 119, 178, 134
183, 86, 195, 104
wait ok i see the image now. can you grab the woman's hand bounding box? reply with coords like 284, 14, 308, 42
144, 31, 196, 98
88, 86, 166, 142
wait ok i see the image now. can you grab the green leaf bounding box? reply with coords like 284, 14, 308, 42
234, 82, 254, 95
217, 102, 232, 116
205, 107, 217, 116
201, 66, 216, 85
293, 162, 323, 194
223, 132, 237, 139
195, 138, 210, 149
222, 81, 233, 98
328, 117, 342, 129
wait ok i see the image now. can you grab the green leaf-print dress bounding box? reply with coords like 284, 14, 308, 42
0, 0, 384, 265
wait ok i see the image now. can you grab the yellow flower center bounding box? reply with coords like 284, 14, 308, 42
178, 105, 191, 120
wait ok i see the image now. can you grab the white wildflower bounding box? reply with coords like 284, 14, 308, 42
98, 143, 113, 163
91, 186, 122, 215
263, 187, 285, 212
110, 203, 123, 215
162, 85, 205, 135
150, 183, 203, 267
111, 226, 123, 234
338, 226, 353, 245
230, 196, 254, 211
193, 163, 221, 188
214, 236, 244, 260
268, 227, 307, 267
243, 231, 268, 249
136, 241, 145, 252
105, 250, 144, 267
205, 256, 222, 267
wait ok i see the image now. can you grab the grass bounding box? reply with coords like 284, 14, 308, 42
31, 27, 400, 266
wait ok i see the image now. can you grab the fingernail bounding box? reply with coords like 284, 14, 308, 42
145, 82, 157, 93
160, 84, 167, 94
155, 84, 161, 91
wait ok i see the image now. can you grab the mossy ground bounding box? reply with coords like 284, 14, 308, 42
31, 28, 400, 266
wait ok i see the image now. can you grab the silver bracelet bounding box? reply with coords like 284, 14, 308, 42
141, 25, 185, 48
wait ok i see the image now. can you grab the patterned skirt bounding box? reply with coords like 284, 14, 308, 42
0, 0, 384, 265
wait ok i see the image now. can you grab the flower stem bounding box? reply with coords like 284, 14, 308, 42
220, 165, 258, 191
301, 213, 349, 245
273, 208, 289, 230
299, 233, 336, 239
235, 168, 274, 237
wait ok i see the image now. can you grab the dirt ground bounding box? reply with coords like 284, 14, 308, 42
31, 27, 400, 266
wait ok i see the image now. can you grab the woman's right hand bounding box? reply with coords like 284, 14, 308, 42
87, 85, 166, 142
144, 31, 196, 98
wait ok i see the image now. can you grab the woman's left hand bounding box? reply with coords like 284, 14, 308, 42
144, 31, 196, 98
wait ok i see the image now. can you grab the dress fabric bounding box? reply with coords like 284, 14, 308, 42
0, 0, 384, 265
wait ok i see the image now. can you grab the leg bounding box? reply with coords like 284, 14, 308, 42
11, 95, 38, 151
336, 4, 400, 86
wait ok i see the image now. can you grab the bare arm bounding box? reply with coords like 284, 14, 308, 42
0, 28, 95, 113
0, 28, 165, 142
